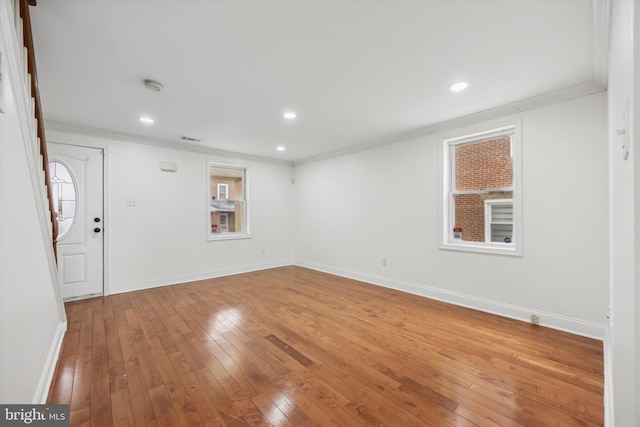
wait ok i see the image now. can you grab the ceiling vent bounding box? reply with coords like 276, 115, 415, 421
179, 135, 202, 143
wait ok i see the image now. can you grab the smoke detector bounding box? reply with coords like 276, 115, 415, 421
143, 79, 163, 92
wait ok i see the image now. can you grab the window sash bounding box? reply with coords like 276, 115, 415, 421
208, 162, 249, 241
440, 120, 522, 256
450, 188, 513, 196
450, 135, 513, 193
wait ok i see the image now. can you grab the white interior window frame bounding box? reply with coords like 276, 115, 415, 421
439, 118, 522, 256
207, 161, 251, 241
484, 198, 514, 243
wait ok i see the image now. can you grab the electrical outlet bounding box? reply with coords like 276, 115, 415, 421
261, 248, 266, 255
530, 314, 540, 325
126, 198, 136, 207
382, 257, 387, 266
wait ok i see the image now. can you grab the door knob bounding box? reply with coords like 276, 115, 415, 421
94, 217, 101, 223
94, 227, 101, 233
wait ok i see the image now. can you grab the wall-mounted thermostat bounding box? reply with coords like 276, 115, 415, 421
617, 100, 630, 161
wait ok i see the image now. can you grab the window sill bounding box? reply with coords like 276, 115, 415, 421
440, 241, 522, 257
208, 233, 252, 242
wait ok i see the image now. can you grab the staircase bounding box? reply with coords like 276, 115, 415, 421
15, 0, 58, 258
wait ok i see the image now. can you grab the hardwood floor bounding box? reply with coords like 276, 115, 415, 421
47, 266, 604, 426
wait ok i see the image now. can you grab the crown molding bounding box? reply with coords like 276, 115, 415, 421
592, 0, 611, 88
47, 80, 605, 169
294, 81, 605, 166
44, 120, 294, 167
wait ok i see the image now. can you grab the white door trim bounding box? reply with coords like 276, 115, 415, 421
46, 137, 111, 296
48, 143, 104, 299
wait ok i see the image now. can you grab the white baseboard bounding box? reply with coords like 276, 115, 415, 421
603, 327, 614, 427
295, 260, 607, 340
109, 259, 294, 295
33, 321, 67, 404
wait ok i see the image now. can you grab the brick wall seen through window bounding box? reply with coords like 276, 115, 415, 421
454, 137, 512, 242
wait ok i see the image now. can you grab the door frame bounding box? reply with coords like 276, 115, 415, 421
48, 137, 111, 296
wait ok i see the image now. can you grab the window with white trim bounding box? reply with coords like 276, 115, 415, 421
208, 163, 249, 240
217, 183, 228, 200
484, 199, 513, 243
440, 121, 522, 255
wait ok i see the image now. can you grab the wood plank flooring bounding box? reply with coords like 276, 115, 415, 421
47, 266, 604, 426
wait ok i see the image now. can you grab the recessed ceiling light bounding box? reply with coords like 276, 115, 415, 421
283, 111, 297, 120
450, 81, 469, 92
276, 146, 286, 151
138, 116, 154, 124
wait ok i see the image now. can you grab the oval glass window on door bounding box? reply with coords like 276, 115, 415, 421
48, 161, 77, 239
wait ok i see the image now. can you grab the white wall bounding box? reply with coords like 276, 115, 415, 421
46, 131, 295, 294
294, 92, 609, 335
0, 0, 65, 403
636, 3, 640, 420
608, 0, 637, 425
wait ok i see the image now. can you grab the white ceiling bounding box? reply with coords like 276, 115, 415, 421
31, 0, 600, 163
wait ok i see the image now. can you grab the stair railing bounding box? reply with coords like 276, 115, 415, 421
18, 0, 58, 259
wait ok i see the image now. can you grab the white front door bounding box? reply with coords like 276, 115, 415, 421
48, 143, 104, 300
